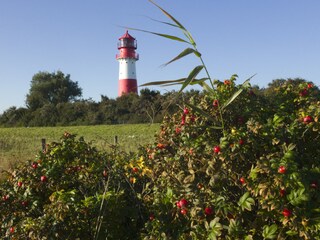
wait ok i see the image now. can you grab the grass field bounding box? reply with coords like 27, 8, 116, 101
0, 123, 161, 173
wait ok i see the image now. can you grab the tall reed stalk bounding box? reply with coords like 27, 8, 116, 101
128, 0, 254, 135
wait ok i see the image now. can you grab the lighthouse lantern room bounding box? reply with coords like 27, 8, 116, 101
116, 31, 139, 96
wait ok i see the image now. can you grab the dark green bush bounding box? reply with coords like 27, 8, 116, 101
0, 133, 145, 239
140, 78, 320, 239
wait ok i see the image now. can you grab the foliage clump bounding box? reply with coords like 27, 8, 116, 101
0, 79, 320, 239
0, 133, 145, 239
139, 78, 320, 239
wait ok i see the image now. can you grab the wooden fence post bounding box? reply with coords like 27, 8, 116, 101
114, 136, 118, 145
41, 138, 46, 152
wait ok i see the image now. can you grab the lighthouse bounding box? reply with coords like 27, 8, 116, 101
116, 31, 139, 96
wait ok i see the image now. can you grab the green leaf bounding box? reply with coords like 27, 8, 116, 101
140, 77, 208, 87
238, 192, 255, 211
148, 0, 196, 46
272, 114, 284, 126
146, 16, 181, 29
228, 219, 242, 236
163, 48, 201, 66
230, 74, 239, 81
199, 81, 216, 96
244, 236, 254, 240
189, 78, 210, 85
221, 74, 255, 110
166, 187, 173, 199
82, 196, 96, 208
161, 78, 209, 87
208, 217, 223, 240
124, 26, 191, 44
249, 166, 258, 180
179, 65, 204, 93
262, 224, 278, 239
288, 188, 309, 206
287, 143, 296, 152
285, 230, 298, 236
162, 187, 173, 204
149, 0, 186, 32
139, 78, 186, 87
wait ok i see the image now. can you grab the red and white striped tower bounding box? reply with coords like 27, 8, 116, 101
116, 31, 139, 96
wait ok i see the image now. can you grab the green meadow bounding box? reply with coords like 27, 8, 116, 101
0, 124, 161, 172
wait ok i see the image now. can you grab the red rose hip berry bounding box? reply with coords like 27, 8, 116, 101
21, 201, 28, 207
239, 177, 246, 185
32, 162, 38, 169
149, 213, 155, 221
310, 181, 318, 189
40, 175, 48, 182
180, 209, 188, 215
204, 207, 213, 216
303, 115, 313, 124
282, 208, 292, 217
278, 166, 286, 174
280, 189, 286, 197
179, 198, 188, 208
213, 146, 221, 153
2, 195, 9, 201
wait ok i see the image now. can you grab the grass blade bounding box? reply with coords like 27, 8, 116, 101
163, 48, 201, 66
199, 81, 216, 95
140, 78, 186, 87
149, 0, 187, 32
163, 78, 208, 87
189, 78, 209, 85
140, 78, 209, 87
179, 65, 204, 93
124, 26, 191, 44
148, 0, 196, 46
221, 74, 255, 110
145, 15, 180, 29
158, 78, 209, 87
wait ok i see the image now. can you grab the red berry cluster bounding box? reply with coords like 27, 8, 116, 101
176, 198, 188, 215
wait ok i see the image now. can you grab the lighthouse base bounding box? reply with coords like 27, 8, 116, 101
118, 79, 138, 96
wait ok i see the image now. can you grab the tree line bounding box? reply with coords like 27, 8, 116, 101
0, 71, 317, 127
0, 71, 198, 127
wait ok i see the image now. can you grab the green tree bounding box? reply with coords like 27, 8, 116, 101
139, 88, 162, 124
28, 104, 58, 126
99, 95, 118, 124
26, 71, 82, 110
0, 106, 29, 127
115, 93, 141, 124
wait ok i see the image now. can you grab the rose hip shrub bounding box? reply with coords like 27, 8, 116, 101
0, 133, 145, 239
140, 78, 320, 239
0, 78, 319, 239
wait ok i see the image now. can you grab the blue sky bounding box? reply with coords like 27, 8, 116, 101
1, 0, 320, 114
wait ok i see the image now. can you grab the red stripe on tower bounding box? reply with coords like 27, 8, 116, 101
116, 31, 139, 96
